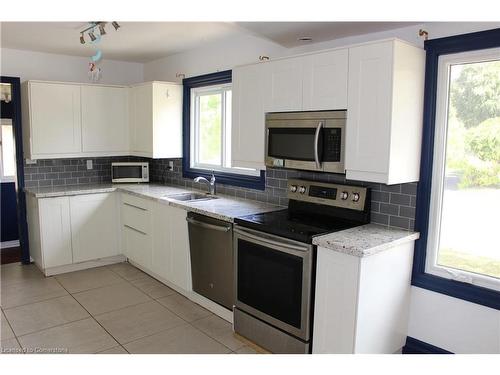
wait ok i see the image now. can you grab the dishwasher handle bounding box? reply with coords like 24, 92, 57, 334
186, 217, 231, 232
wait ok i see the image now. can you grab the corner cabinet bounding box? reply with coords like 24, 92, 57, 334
129, 82, 183, 158
345, 40, 425, 184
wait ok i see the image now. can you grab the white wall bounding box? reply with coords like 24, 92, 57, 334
143, 21, 500, 354
0, 48, 143, 85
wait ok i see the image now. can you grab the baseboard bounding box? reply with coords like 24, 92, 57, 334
0, 240, 20, 249
43, 255, 127, 276
402, 337, 453, 354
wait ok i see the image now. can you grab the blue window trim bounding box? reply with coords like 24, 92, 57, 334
182, 70, 265, 190
412, 28, 500, 310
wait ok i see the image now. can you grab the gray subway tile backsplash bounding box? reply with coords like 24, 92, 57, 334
23, 156, 418, 231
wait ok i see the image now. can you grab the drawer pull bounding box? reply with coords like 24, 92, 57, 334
123, 202, 148, 211
124, 224, 147, 235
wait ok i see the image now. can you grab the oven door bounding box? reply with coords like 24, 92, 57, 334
233, 225, 313, 341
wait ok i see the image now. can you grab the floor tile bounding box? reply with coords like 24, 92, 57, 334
94, 300, 185, 344
72, 282, 151, 315
107, 262, 147, 281
55, 266, 123, 294
192, 315, 246, 351
1, 338, 21, 354
1, 310, 15, 340
4, 295, 89, 336
97, 346, 128, 354
0, 263, 44, 287
157, 293, 212, 322
0, 277, 68, 309
234, 346, 260, 354
17, 317, 118, 354
130, 275, 176, 299
124, 324, 231, 354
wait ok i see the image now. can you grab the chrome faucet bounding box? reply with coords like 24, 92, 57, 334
194, 171, 216, 195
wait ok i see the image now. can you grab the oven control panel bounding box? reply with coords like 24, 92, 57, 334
287, 179, 368, 210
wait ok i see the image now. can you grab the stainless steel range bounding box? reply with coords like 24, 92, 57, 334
233, 179, 370, 353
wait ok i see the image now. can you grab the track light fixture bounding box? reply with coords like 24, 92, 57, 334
79, 22, 120, 44
111, 21, 120, 31
88, 31, 97, 42
98, 23, 106, 36
80, 33, 85, 44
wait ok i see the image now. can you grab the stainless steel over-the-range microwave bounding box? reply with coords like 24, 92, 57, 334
265, 110, 346, 173
111, 162, 149, 183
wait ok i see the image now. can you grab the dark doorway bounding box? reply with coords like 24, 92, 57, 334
1, 76, 30, 264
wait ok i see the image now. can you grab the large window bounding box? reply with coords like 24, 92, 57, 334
183, 71, 265, 190
413, 28, 500, 310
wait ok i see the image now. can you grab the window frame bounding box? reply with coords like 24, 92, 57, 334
0, 118, 16, 182
182, 70, 265, 190
413, 27, 500, 310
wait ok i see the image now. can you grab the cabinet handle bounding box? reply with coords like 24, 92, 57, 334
124, 224, 147, 235
314, 121, 323, 169
123, 202, 147, 211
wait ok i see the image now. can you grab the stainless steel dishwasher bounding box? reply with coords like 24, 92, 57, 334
187, 212, 234, 310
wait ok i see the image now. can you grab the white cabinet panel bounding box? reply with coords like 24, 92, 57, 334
231, 64, 267, 169
123, 226, 152, 269
264, 57, 303, 112
345, 40, 424, 184
38, 197, 73, 268
129, 84, 153, 155
29, 82, 81, 156
151, 203, 173, 282
70, 193, 119, 263
81, 86, 129, 153
168, 206, 192, 291
302, 49, 348, 111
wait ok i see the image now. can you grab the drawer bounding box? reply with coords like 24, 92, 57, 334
121, 194, 151, 234
123, 225, 151, 269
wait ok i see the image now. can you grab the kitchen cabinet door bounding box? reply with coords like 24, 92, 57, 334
345, 40, 424, 184
38, 197, 73, 268
129, 84, 153, 155
264, 57, 303, 112
123, 225, 152, 270
168, 206, 192, 291
151, 203, 173, 282
231, 64, 267, 169
29, 82, 82, 156
70, 193, 119, 263
302, 49, 348, 111
81, 85, 129, 153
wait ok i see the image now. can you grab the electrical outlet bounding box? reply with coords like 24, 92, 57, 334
168, 161, 174, 170
86, 160, 93, 170
25, 159, 37, 165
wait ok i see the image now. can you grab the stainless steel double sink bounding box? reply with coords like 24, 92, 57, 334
163, 192, 219, 202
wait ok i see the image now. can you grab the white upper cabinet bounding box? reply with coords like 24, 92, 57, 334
263, 57, 303, 112
345, 40, 425, 184
129, 82, 183, 159
23, 81, 82, 158
81, 85, 129, 153
232, 63, 268, 170
302, 49, 348, 111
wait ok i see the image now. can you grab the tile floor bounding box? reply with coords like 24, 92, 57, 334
0, 262, 266, 354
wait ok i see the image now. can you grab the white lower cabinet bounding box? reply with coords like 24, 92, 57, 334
27, 192, 121, 275
38, 197, 73, 268
70, 193, 119, 263
312, 242, 414, 353
151, 203, 192, 292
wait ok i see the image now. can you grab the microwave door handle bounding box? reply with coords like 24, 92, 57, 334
314, 121, 323, 168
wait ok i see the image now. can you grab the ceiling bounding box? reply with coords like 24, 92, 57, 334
236, 22, 421, 47
1, 22, 420, 63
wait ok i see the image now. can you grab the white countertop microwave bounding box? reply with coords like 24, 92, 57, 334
111, 162, 149, 183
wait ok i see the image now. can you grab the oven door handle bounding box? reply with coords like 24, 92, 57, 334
314, 121, 323, 169
234, 227, 310, 253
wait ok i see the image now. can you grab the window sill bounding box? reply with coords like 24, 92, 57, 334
411, 270, 500, 310
182, 164, 266, 191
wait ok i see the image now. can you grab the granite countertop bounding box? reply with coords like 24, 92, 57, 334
25, 183, 283, 223
312, 223, 420, 257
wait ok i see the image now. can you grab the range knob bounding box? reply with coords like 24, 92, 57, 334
352, 193, 360, 202
289, 185, 298, 193
298, 186, 307, 194
340, 191, 349, 200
